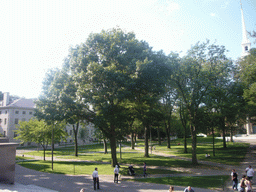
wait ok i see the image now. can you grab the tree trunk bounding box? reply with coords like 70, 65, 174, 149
230, 125, 234, 142
212, 126, 215, 157
109, 135, 117, 167
157, 126, 161, 145
104, 139, 108, 154
221, 117, 227, 148
164, 121, 170, 149
190, 125, 198, 165
144, 125, 149, 157
73, 123, 79, 157
131, 132, 135, 149
184, 135, 188, 153
43, 146, 46, 161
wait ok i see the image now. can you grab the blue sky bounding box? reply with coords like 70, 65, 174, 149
0, 0, 255, 99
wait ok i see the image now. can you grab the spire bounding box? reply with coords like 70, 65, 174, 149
240, 0, 251, 57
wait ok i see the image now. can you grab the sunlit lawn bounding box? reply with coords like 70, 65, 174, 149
131, 175, 230, 189
136, 137, 249, 165
17, 160, 178, 175
21, 137, 249, 166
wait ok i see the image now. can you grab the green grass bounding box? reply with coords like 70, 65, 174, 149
22, 138, 249, 166
131, 175, 230, 189
144, 137, 249, 165
17, 160, 177, 175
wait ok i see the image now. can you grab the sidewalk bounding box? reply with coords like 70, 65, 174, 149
1, 139, 255, 192
0, 164, 219, 192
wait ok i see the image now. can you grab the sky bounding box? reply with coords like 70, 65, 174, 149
0, 0, 256, 99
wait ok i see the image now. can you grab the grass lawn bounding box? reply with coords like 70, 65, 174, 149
130, 175, 230, 189
17, 160, 178, 175
139, 137, 249, 165
21, 138, 249, 166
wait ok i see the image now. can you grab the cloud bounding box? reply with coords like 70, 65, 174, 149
210, 13, 216, 17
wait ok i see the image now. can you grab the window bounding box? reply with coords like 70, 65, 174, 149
5, 111, 7, 114
3, 131, 6, 137
15, 111, 19, 114
14, 132, 18, 138
70, 130, 72, 135
29, 111, 33, 115
4, 118, 7, 125
245, 46, 248, 51
0, 111, 2, 114
22, 111, 26, 114
15, 118, 19, 124
0, 119, 1, 124
22, 118, 26, 121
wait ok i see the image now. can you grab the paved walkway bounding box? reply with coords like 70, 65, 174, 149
1, 137, 256, 192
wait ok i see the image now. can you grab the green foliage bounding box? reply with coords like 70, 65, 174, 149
15, 119, 68, 147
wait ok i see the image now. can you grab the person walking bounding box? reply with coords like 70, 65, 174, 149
245, 176, 253, 192
143, 162, 147, 177
92, 167, 100, 190
231, 169, 238, 190
184, 186, 195, 192
114, 165, 119, 183
245, 165, 254, 182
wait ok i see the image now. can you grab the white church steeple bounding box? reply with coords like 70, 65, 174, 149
240, 0, 251, 57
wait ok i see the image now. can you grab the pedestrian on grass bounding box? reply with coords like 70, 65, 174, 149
92, 167, 100, 190
167, 185, 174, 192
184, 186, 195, 192
114, 165, 119, 183
245, 176, 252, 192
245, 165, 254, 182
231, 169, 238, 190
143, 162, 147, 177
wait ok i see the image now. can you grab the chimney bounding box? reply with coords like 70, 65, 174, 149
3, 92, 10, 107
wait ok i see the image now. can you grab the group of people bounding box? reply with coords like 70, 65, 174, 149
231, 165, 254, 191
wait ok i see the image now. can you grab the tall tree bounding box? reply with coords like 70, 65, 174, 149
170, 40, 231, 165
69, 28, 167, 166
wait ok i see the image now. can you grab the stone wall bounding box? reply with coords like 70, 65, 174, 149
0, 143, 19, 184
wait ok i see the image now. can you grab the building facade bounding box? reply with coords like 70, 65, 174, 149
0, 92, 96, 144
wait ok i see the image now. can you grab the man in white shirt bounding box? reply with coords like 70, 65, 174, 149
92, 168, 100, 190
245, 165, 254, 181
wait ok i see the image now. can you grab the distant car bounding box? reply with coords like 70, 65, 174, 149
197, 133, 207, 137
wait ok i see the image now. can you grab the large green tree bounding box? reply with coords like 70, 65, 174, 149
170, 41, 232, 165
69, 28, 167, 166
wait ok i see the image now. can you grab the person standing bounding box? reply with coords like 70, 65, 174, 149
92, 167, 100, 190
114, 165, 119, 183
231, 169, 238, 190
143, 162, 147, 177
184, 186, 195, 192
245, 165, 254, 182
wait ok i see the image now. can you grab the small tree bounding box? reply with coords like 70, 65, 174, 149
15, 119, 67, 160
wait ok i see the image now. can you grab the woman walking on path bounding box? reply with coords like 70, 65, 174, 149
231, 169, 238, 190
